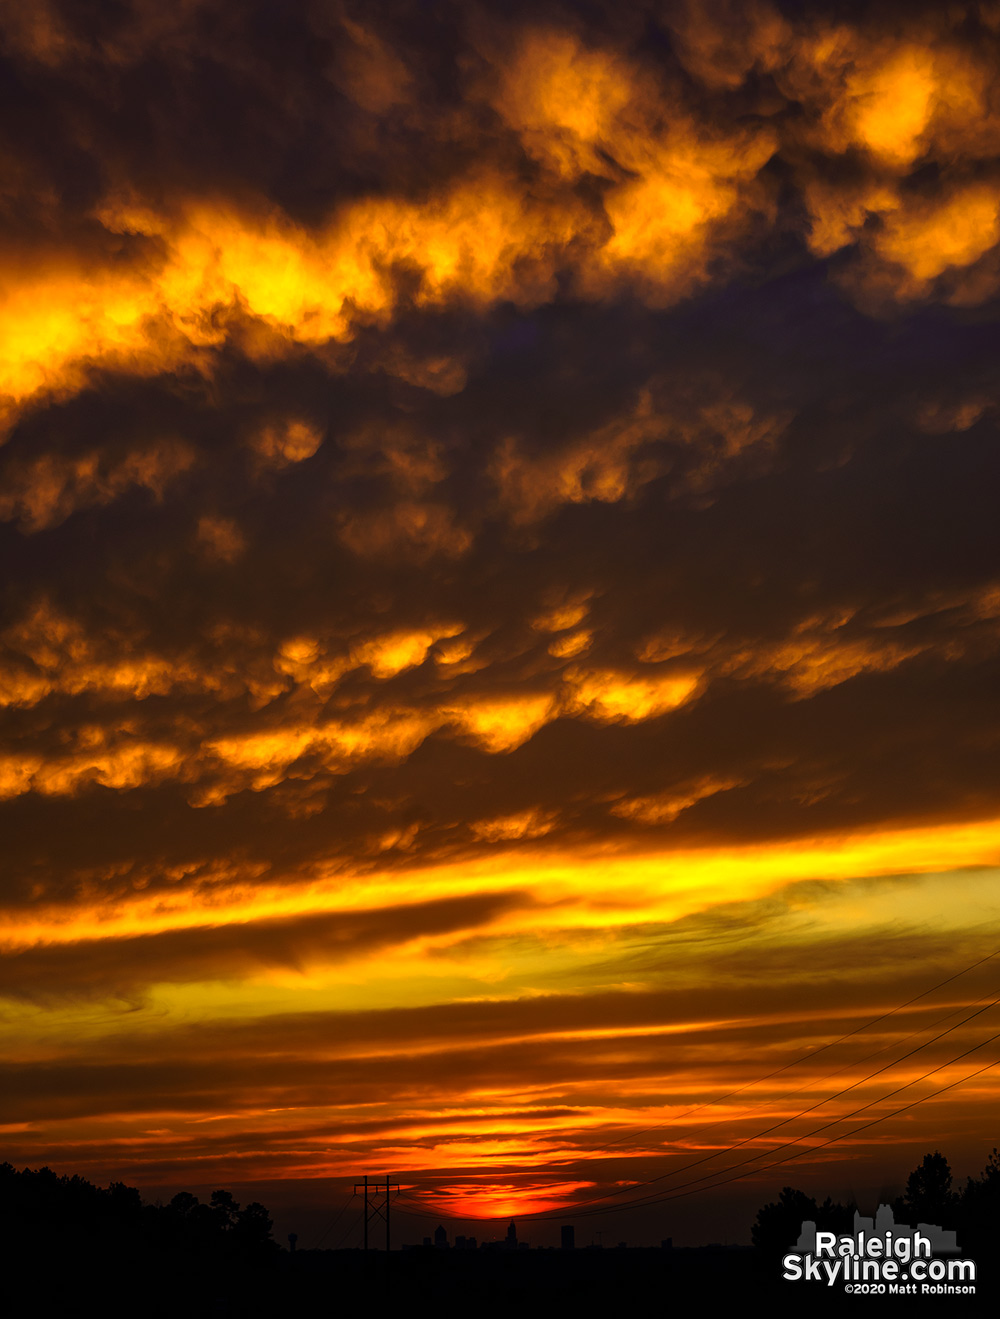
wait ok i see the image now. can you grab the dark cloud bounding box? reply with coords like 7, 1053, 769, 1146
0, 891, 530, 1001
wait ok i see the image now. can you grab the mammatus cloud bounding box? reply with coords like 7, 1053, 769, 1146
0, 9, 994, 417
1, 1, 999, 1227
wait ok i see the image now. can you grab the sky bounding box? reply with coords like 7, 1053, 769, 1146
2, 0, 1000, 1249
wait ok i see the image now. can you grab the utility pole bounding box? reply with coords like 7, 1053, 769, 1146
353, 1175, 400, 1251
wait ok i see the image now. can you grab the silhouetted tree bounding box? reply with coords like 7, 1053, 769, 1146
1, 1164, 283, 1317
753, 1186, 854, 1255
958, 1147, 1000, 1256
210, 1188, 241, 1230
234, 1201, 279, 1254
752, 1188, 816, 1254
108, 1180, 143, 1216
894, 1151, 957, 1224
169, 1190, 200, 1219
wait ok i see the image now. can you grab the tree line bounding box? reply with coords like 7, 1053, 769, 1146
752, 1146, 1000, 1258
0, 1160, 278, 1261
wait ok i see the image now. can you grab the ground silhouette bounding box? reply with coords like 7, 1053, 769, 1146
3, 1151, 997, 1315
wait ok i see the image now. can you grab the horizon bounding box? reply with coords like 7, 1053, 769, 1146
8, 1144, 991, 1254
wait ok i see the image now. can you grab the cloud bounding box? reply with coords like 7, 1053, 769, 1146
0, 438, 194, 531
0, 890, 529, 1002
1, 0, 999, 1210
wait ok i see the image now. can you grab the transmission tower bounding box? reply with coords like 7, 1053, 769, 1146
353, 1175, 400, 1251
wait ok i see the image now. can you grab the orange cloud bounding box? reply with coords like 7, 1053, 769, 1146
563, 667, 701, 722
0, 438, 194, 531
493, 28, 775, 301
850, 48, 938, 164
443, 693, 555, 753
493, 29, 633, 180
0, 736, 183, 800
611, 777, 743, 826
250, 417, 324, 468
338, 500, 473, 560
0, 30, 788, 419
470, 809, 556, 843
196, 514, 245, 563
353, 625, 464, 679
726, 632, 928, 696
548, 630, 591, 660
873, 184, 1000, 289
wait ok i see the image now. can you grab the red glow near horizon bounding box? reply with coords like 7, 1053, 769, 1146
401, 1179, 597, 1222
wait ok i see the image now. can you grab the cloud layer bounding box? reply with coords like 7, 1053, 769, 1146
2, 0, 999, 1234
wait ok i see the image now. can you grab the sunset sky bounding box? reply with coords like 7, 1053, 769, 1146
2, 0, 1000, 1248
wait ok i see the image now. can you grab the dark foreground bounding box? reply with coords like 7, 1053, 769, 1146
6, 1245, 990, 1318
4, 1155, 993, 1316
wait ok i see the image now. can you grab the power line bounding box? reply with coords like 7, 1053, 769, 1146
546, 980, 1000, 1219
393, 947, 1000, 1223
557, 980, 1000, 1208
394, 1044, 1000, 1226
563, 1025, 1000, 1217
578, 943, 1000, 1157
310, 1194, 353, 1249
610, 1054, 1000, 1214
332, 1205, 366, 1250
